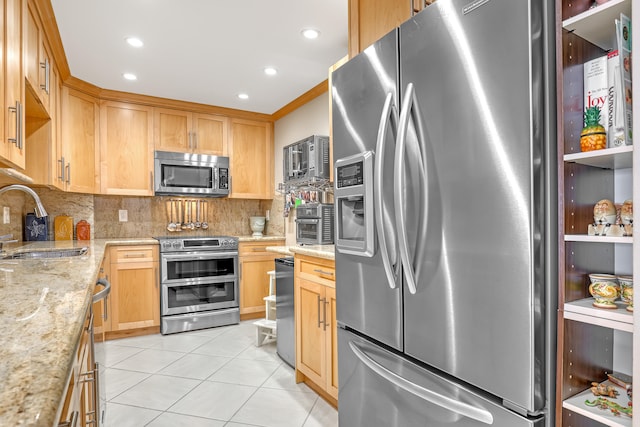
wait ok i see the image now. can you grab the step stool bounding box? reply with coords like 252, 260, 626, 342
254, 269, 277, 346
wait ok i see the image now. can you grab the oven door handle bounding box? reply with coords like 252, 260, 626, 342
161, 251, 238, 261
295, 218, 320, 224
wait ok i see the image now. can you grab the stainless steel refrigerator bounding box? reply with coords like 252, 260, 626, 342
332, 0, 557, 425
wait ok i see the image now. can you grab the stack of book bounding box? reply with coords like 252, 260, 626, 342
583, 12, 633, 148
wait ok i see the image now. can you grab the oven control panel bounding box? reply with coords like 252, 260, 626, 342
157, 236, 238, 253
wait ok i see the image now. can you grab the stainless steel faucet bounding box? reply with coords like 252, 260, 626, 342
0, 184, 48, 217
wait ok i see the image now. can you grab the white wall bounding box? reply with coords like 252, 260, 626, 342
274, 93, 330, 190
273, 92, 329, 245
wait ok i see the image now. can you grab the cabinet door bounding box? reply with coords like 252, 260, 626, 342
240, 255, 276, 317
3, 0, 26, 169
153, 107, 192, 152
193, 113, 227, 156
348, 0, 410, 58
100, 101, 154, 195
110, 260, 160, 331
93, 251, 111, 341
24, 0, 50, 111
228, 118, 273, 199
325, 285, 338, 399
296, 278, 326, 387
61, 87, 99, 193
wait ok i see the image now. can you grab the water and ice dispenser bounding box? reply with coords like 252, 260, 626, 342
334, 152, 375, 257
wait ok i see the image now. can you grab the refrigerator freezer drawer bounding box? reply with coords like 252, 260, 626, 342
338, 328, 545, 427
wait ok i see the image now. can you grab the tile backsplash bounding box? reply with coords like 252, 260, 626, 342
0, 187, 285, 241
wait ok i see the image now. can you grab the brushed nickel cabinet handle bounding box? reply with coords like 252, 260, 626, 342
323, 299, 329, 331
8, 101, 22, 148
124, 253, 146, 258
313, 268, 334, 277
40, 58, 50, 94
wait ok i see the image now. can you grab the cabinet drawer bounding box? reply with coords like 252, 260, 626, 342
239, 240, 284, 257
298, 257, 335, 287
110, 245, 158, 263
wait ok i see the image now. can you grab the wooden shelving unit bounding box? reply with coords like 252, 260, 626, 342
556, 0, 636, 425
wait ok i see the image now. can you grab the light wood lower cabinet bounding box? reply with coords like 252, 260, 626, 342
58, 304, 95, 427
295, 254, 338, 404
93, 250, 110, 342
238, 240, 284, 320
107, 245, 160, 337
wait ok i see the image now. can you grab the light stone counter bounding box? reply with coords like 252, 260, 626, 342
266, 244, 335, 260
237, 235, 286, 243
0, 238, 157, 427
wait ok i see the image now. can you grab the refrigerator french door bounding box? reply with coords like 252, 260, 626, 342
333, 0, 556, 425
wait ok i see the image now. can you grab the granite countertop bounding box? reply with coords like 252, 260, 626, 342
266, 244, 335, 261
0, 238, 157, 427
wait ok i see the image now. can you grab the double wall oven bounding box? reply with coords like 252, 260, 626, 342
156, 236, 240, 334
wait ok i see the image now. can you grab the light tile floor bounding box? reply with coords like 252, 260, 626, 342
96, 321, 338, 427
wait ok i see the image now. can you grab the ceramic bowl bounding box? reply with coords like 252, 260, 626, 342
618, 275, 634, 311
588, 274, 619, 309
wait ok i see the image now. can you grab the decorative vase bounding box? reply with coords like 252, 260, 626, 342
588, 274, 619, 309
618, 275, 633, 311
250, 216, 266, 237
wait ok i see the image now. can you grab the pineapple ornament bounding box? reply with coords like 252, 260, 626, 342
580, 105, 607, 152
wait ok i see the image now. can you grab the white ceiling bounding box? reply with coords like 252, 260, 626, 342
50, 0, 349, 115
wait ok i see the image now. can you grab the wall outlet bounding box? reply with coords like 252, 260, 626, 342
118, 209, 128, 222
2, 207, 9, 224
265, 210, 270, 221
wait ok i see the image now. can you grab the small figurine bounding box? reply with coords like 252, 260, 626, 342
621, 199, 633, 236
591, 382, 619, 398
585, 397, 633, 417
589, 199, 618, 235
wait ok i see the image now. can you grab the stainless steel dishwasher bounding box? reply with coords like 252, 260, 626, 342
275, 257, 295, 367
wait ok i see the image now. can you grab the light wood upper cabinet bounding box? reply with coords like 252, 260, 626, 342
348, 0, 411, 58
60, 87, 99, 193
25, 0, 51, 113
2, 0, 26, 170
154, 107, 227, 156
228, 118, 273, 199
100, 101, 154, 196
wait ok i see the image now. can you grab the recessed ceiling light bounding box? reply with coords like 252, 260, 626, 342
123, 73, 137, 81
237, 93, 249, 100
125, 37, 144, 48
264, 67, 278, 76
301, 28, 320, 39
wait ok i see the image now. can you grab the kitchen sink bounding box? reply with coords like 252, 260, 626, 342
2, 247, 89, 260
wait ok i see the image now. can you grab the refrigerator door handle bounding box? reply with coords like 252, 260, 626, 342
349, 341, 494, 425
374, 92, 401, 289
395, 82, 428, 295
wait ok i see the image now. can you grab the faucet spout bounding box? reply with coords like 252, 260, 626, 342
0, 185, 48, 217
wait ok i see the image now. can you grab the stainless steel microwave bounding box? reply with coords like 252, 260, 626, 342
283, 135, 330, 184
154, 151, 230, 197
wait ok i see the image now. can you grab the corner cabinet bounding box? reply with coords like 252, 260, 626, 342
99, 101, 154, 195
228, 118, 274, 199
295, 254, 338, 406
555, 1, 637, 426
60, 87, 100, 193
238, 240, 284, 319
